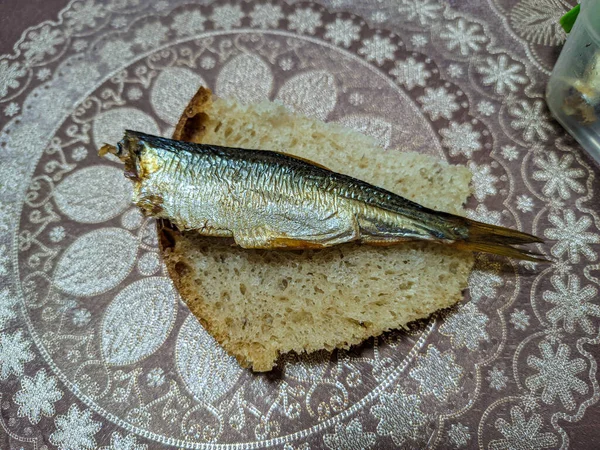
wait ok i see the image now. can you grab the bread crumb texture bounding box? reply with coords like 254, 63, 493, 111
162, 89, 475, 371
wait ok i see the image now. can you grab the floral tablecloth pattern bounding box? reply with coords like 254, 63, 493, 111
1, 0, 599, 448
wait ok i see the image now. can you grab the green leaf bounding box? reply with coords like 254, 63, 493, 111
560, 4, 580, 33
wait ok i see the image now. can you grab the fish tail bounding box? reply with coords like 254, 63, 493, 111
453, 218, 548, 262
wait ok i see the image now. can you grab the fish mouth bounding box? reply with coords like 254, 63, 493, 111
98, 131, 146, 181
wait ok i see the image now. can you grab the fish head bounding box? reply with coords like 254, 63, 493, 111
117, 131, 147, 181
99, 131, 169, 218
99, 130, 165, 182
99, 130, 138, 157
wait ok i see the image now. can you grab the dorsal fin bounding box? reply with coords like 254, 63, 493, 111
283, 153, 332, 171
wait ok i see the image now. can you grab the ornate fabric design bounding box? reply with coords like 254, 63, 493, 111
0, 0, 599, 448
487, 0, 576, 74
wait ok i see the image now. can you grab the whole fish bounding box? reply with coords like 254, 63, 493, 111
100, 130, 545, 261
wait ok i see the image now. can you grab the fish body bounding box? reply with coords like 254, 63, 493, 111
101, 130, 545, 260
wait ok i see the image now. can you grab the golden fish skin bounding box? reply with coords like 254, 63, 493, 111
100, 130, 545, 260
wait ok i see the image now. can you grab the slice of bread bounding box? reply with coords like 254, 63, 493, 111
159, 88, 475, 372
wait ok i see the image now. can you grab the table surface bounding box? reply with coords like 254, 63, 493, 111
1, 0, 600, 449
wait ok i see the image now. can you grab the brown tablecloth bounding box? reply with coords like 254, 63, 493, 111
1, 0, 599, 448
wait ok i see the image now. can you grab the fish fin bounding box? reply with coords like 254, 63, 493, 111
234, 232, 328, 250
458, 219, 548, 262
453, 241, 549, 262
360, 236, 411, 246
284, 154, 332, 171
465, 219, 544, 245
269, 237, 329, 249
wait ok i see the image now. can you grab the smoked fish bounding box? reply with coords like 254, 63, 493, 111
100, 130, 545, 261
